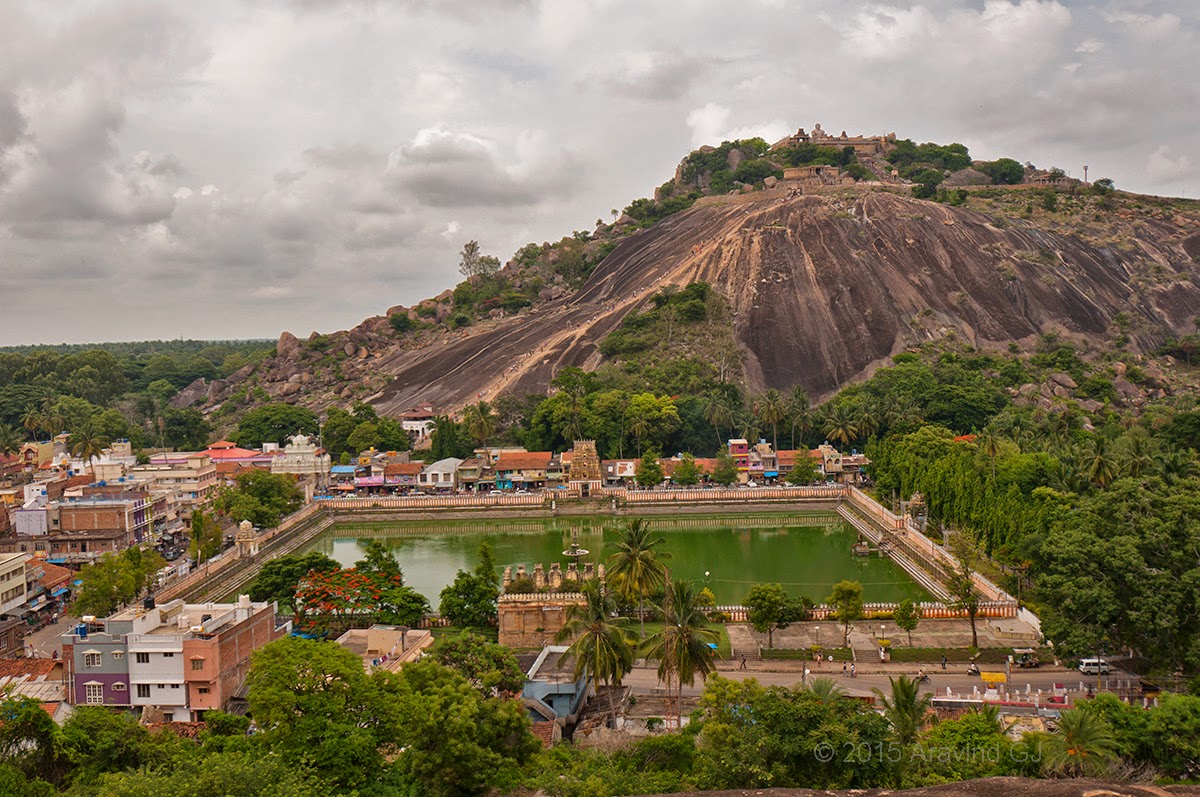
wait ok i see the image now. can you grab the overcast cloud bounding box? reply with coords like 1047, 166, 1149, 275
0, 0, 1197, 344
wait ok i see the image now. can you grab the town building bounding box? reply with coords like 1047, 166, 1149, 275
521, 645, 588, 745
0, 617, 25, 659
61, 595, 287, 720
130, 453, 217, 522
493, 451, 552, 490
335, 624, 434, 672
418, 458, 462, 491
48, 493, 153, 564
400, 403, 436, 439
0, 553, 29, 617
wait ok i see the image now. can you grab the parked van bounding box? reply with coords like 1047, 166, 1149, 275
1078, 658, 1110, 675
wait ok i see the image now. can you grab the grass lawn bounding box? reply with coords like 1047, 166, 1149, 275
630, 621, 732, 660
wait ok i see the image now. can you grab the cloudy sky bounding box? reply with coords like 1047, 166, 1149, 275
0, 0, 1196, 345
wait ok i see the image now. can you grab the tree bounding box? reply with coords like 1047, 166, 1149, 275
702, 394, 734, 449
392, 660, 537, 797
743, 583, 805, 649
1040, 707, 1118, 777
439, 542, 500, 629
641, 578, 719, 728
946, 534, 982, 649
635, 450, 665, 487
463, 401, 496, 451
69, 423, 109, 474
231, 403, 318, 449
556, 580, 636, 687
673, 453, 702, 486
246, 636, 405, 789
822, 406, 858, 446
429, 632, 526, 697
873, 675, 934, 746
827, 580, 864, 647
248, 552, 339, 606
214, 470, 303, 528
0, 694, 66, 786
978, 157, 1024, 185
188, 509, 222, 563
0, 423, 21, 458
785, 454, 821, 485
753, 389, 787, 452
607, 518, 671, 638
457, 240, 501, 279
159, 408, 211, 450
711, 451, 738, 486
893, 598, 920, 646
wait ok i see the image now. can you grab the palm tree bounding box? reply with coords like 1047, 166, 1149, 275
1119, 429, 1154, 478
1155, 447, 1197, 485
463, 401, 496, 452
629, 415, 651, 457
20, 408, 43, 442
640, 578, 719, 728
736, 412, 760, 443
822, 406, 858, 446
855, 406, 880, 441
555, 580, 636, 687
1041, 707, 1117, 777
69, 423, 109, 475
872, 675, 935, 745
0, 424, 21, 458
805, 676, 844, 703
976, 430, 1002, 480
606, 518, 670, 638
753, 389, 787, 452
702, 394, 734, 449
1085, 437, 1119, 489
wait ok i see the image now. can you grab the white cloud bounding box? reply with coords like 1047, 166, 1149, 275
0, 0, 1196, 343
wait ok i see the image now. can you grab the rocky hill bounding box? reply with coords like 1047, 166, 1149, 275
179, 174, 1200, 421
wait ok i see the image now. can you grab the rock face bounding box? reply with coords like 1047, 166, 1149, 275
216, 187, 1200, 418
365, 190, 1200, 414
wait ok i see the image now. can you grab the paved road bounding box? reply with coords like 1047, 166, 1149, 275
23, 614, 76, 659
625, 662, 1136, 700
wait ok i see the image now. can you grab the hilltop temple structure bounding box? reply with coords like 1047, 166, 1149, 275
771, 123, 897, 156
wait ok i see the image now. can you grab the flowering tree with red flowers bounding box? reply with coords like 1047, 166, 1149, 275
295, 567, 429, 630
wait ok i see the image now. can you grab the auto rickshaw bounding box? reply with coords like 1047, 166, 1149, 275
1014, 648, 1040, 668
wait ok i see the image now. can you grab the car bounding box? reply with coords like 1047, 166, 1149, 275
514, 489, 530, 495
488, 489, 504, 495
1077, 658, 1110, 675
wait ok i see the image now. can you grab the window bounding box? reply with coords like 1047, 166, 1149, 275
171, 683, 180, 689
111, 683, 127, 691
84, 653, 101, 667
112, 651, 124, 660
136, 684, 150, 698
190, 659, 205, 671
85, 684, 104, 704
135, 652, 149, 664
198, 687, 209, 695
162, 652, 174, 658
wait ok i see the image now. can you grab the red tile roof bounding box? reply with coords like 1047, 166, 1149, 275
203, 445, 263, 460
0, 659, 57, 679
494, 452, 553, 471
384, 463, 423, 476
33, 561, 73, 591
530, 721, 556, 747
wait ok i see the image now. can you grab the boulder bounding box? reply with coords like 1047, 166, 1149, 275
277, 331, 301, 359
206, 379, 228, 401
343, 342, 358, 356
170, 378, 209, 409
1052, 385, 1070, 398
358, 347, 369, 359
1017, 383, 1039, 397
287, 373, 303, 385
1078, 398, 1104, 413
278, 381, 301, 396
1112, 361, 1127, 376
727, 148, 745, 171
1049, 372, 1078, 389
763, 175, 778, 188
386, 305, 407, 316
1113, 378, 1140, 399
617, 213, 636, 226
435, 289, 454, 303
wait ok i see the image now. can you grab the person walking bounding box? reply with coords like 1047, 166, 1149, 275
941, 654, 947, 671
739, 654, 747, 670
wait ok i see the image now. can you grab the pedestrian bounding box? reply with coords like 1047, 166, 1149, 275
850, 663, 856, 678
739, 654, 747, 670
803, 667, 810, 684
841, 662, 847, 675
941, 655, 947, 671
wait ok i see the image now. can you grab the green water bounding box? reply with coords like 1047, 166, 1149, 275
303, 513, 930, 605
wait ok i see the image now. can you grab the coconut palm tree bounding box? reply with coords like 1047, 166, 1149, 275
822, 406, 858, 446
736, 412, 761, 443
69, 423, 109, 475
463, 401, 496, 452
640, 578, 719, 728
1118, 429, 1154, 478
1085, 437, 1119, 489
0, 424, 21, 458
701, 393, 734, 449
872, 675, 935, 745
607, 518, 670, 639
555, 580, 636, 687
753, 389, 787, 452
1156, 447, 1197, 485
1041, 707, 1117, 777
629, 415, 651, 458
855, 406, 880, 441
976, 430, 1003, 480
20, 408, 43, 442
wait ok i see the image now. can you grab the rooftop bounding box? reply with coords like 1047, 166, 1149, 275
527, 645, 580, 684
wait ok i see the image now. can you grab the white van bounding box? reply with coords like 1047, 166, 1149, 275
1078, 658, 1111, 675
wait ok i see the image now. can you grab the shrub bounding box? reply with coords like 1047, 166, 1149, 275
389, 314, 415, 334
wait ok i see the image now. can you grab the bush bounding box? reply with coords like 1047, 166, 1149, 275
389, 314, 415, 334
978, 158, 1025, 185
450, 314, 472, 330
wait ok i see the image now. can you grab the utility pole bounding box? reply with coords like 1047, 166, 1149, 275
1083, 165, 1089, 185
